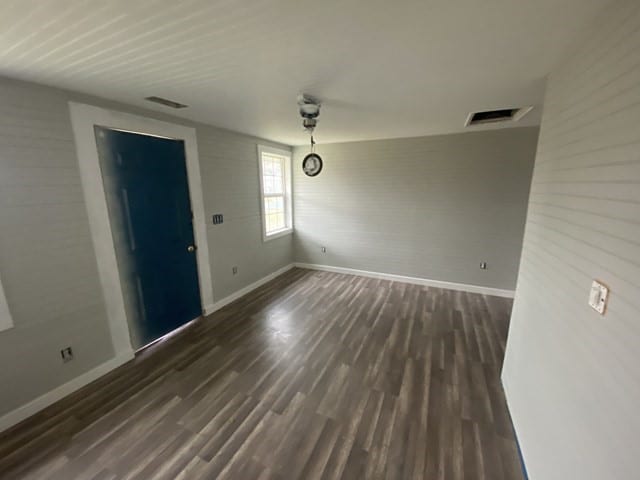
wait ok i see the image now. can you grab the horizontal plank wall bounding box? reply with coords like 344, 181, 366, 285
501, 1, 640, 479
0, 81, 116, 420
0, 77, 293, 424
293, 128, 538, 292
196, 125, 292, 301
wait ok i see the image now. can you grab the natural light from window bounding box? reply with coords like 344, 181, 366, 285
258, 146, 292, 240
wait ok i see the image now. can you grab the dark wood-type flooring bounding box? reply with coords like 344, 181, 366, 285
0, 268, 525, 479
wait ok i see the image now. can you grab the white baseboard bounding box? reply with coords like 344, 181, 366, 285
294, 263, 515, 298
0, 264, 296, 434
203, 304, 217, 315
208, 263, 295, 313
0, 349, 134, 434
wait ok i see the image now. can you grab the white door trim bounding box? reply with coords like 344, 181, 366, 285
68, 103, 214, 357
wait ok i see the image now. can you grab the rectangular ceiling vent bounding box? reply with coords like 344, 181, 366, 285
145, 96, 188, 109
465, 106, 533, 126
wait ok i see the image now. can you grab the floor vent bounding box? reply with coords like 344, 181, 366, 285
145, 96, 188, 109
466, 106, 533, 126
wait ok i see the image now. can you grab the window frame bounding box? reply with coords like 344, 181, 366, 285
0, 273, 13, 332
257, 145, 293, 242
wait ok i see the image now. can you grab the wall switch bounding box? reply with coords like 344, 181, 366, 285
212, 214, 224, 225
60, 347, 73, 363
588, 280, 609, 315
480, 262, 487, 270
232, 266, 238, 275
321, 246, 326, 253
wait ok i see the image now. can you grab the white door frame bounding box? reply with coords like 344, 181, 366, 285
68, 102, 214, 357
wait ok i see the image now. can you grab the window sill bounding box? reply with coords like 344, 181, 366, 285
263, 227, 293, 242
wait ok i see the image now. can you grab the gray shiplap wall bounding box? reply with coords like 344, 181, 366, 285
0, 77, 292, 417
501, 1, 640, 479
0, 82, 115, 415
293, 128, 538, 291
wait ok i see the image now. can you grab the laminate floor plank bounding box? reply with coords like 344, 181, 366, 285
0, 268, 525, 480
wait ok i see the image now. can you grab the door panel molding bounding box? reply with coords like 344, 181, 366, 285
68, 103, 214, 357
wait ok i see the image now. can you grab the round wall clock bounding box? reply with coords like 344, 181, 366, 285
302, 153, 323, 177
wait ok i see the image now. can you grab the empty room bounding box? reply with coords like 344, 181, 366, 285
0, 0, 638, 479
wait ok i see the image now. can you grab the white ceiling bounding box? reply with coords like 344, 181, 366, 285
0, 0, 609, 145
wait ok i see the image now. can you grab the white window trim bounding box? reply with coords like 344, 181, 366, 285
257, 145, 293, 242
0, 273, 13, 332
68, 102, 215, 357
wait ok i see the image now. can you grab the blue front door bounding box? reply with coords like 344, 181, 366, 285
95, 127, 202, 347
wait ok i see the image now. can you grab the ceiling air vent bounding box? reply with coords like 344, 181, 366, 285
145, 96, 188, 109
465, 106, 533, 126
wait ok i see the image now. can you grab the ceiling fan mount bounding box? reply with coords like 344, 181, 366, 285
297, 94, 324, 177
297, 94, 321, 132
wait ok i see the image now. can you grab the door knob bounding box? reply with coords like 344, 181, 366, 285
187, 245, 196, 252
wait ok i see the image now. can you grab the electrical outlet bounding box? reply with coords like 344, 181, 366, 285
212, 214, 224, 225
232, 266, 238, 275
588, 280, 609, 315
480, 262, 487, 270
321, 246, 326, 253
60, 347, 73, 363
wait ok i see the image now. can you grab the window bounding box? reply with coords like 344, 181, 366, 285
258, 145, 293, 241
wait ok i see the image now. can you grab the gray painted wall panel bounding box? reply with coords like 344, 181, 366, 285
0, 82, 114, 416
197, 125, 293, 300
502, 1, 640, 479
292, 128, 538, 290
0, 77, 293, 417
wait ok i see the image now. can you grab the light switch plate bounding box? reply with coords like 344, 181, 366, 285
588, 280, 609, 315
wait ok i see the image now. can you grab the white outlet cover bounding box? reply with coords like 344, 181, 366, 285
588, 280, 609, 315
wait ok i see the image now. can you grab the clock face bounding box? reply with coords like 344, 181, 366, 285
303, 153, 323, 177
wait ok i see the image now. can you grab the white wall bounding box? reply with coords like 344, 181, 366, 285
0, 77, 293, 422
293, 128, 538, 292
502, 1, 640, 479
